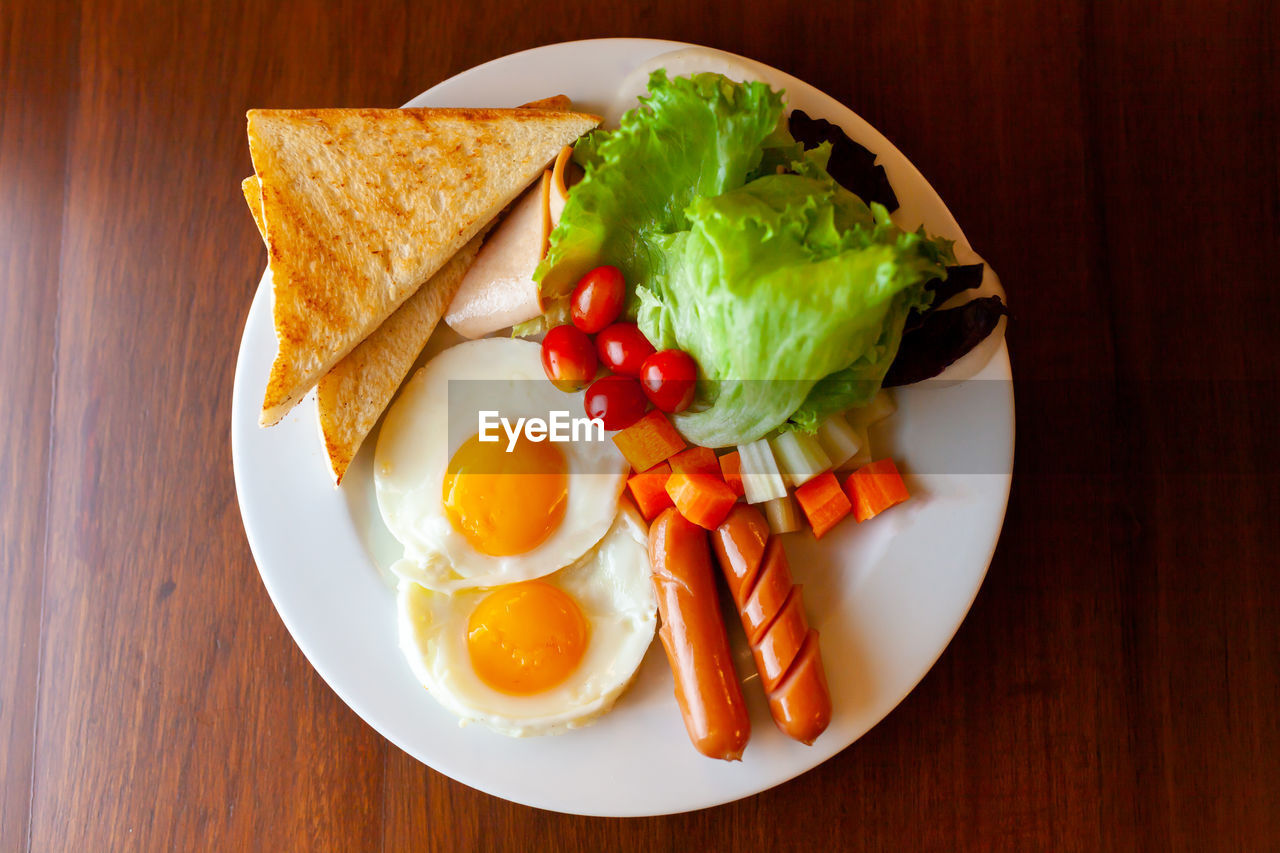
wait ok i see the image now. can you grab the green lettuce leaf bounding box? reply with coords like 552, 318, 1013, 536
639, 178, 951, 446
533, 71, 790, 301
536, 71, 954, 447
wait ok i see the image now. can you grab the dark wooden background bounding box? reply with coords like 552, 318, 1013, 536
3, 1, 1277, 849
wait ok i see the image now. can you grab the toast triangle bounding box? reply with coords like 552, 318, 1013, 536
248, 106, 600, 425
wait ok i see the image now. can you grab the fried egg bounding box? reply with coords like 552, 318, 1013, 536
396, 502, 657, 736
375, 338, 629, 590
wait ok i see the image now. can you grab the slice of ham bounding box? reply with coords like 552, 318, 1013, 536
548, 145, 574, 227
444, 170, 551, 339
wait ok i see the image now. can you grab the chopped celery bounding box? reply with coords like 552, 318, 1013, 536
844, 423, 873, 470
846, 389, 896, 427
737, 438, 787, 504
814, 413, 861, 468
511, 297, 571, 338
763, 494, 802, 534
769, 431, 832, 487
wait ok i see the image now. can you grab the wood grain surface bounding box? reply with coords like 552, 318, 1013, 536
2, 0, 1277, 849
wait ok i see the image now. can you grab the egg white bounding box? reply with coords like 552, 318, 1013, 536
396, 502, 657, 737
375, 338, 629, 591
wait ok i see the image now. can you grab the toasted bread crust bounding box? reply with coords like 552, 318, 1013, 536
249, 107, 601, 425
241, 176, 266, 235
316, 229, 486, 483
521, 95, 572, 111
244, 178, 486, 483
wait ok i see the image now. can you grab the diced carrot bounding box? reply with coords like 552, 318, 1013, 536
665, 472, 738, 530
718, 450, 745, 499
627, 463, 674, 521
793, 471, 852, 539
612, 410, 686, 472
668, 446, 720, 478
844, 459, 910, 523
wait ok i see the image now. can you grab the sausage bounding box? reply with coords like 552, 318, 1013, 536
752, 586, 809, 692
648, 508, 751, 760
767, 631, 832, 746
741, 541, 792, 643
712, 504, 832, 745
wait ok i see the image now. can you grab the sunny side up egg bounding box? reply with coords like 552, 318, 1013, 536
397, 499, 657, 736
376, 337, 655, 736
376, 338, 630, 591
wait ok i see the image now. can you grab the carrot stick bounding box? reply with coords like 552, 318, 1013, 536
665, 472, 738, 530
628, 463, 675, 521
718, 450, 745, 499
612, 410, 686, 472
793, 471, 852, 538
668, 446, 720, 478
844, 459, 910, 523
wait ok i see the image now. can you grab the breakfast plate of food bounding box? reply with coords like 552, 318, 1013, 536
231, 38, 1013, 816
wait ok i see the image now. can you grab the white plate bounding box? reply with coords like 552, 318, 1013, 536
231, 38, 1014, 817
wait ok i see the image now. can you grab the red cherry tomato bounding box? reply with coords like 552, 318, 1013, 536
584, 375, 648, 431
570, 265, 626, 333
639, 349, 698, 413
541, 325, 597, 392
595, 323, 656, 377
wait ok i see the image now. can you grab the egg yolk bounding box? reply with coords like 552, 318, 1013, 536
466, 581, 589, 695
442, 433, 568, 556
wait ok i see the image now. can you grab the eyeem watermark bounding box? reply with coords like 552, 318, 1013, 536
478, 410, 605, 452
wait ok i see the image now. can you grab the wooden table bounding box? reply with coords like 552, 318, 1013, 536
3, 1, 1277, 849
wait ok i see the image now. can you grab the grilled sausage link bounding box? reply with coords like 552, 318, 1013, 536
648, 508, 751, 760
712, 504, 832, 744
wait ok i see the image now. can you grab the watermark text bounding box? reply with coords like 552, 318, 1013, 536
478, 410, 605, 452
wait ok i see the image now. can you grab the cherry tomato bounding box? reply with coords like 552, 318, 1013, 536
570, 265, 626, 333
584, 375, 648, 431
639, 349, 698, 413
595, 323, 656, 377
541, 325, 597, 392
